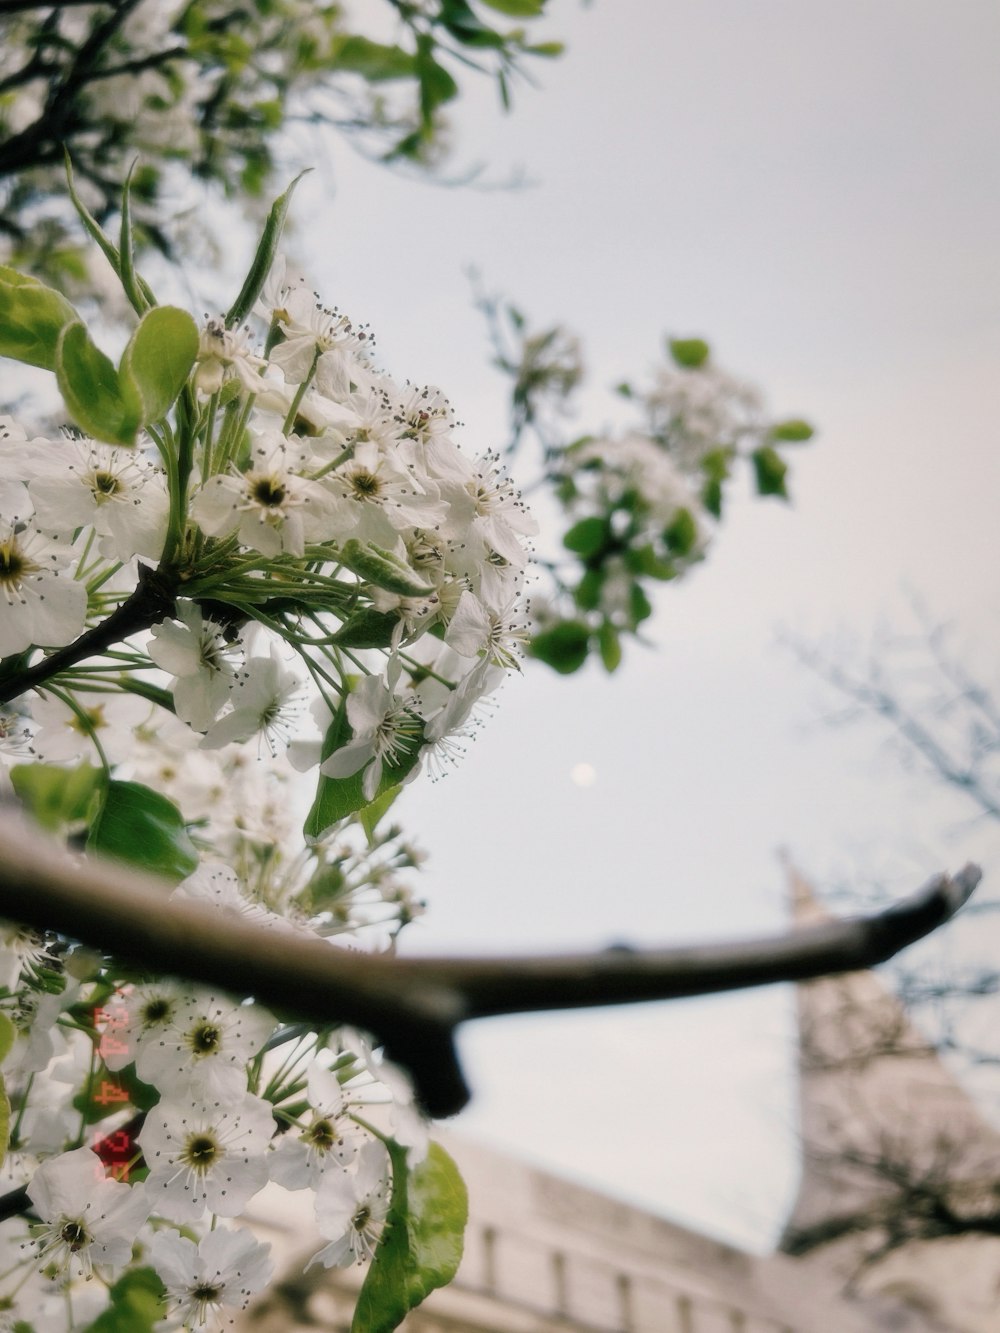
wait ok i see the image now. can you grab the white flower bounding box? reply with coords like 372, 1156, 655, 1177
0, 522, 87, 658
320, 668, 422, 802
28, 438, 169, 562
437, 451, 537, 567
150, 1226, 273, 1332
26, 1147, 149, 1279
269, 1061, 362, 1190
190, 435, 333, 557
194, 318, 267, 396
98, 982, 183, 1074
139, 1092, 275, 1223
128, 990, 272, 1099
445, 590, 527, 671
29, 686, 152, 765
322, 441, 447, 543
149, 600, 240, 732
200, 650, 303, 754
307, 1140, 392, 1269
270, 286, 373, 394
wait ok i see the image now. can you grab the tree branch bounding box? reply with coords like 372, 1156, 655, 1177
0, 808, 980, 1117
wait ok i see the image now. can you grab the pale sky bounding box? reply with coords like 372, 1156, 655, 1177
271, 0, 1000, 1250
108, 0, 997, 1253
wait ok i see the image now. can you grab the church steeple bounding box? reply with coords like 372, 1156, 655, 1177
780, 858, 1000, 1258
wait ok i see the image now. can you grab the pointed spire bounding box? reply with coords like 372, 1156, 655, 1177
780, 856, 1000, 1257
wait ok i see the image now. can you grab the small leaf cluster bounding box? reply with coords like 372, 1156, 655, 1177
479, 300, 814, 675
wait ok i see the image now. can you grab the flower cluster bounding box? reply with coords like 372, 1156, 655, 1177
0, 231, 526, 1327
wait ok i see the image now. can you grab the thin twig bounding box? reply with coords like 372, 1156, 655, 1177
0, 809, 980, 1117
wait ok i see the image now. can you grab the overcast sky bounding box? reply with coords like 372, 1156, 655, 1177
282, 0, 1000, 1250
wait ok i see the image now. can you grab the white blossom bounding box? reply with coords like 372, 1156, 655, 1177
139, 1093, 275, 1223
308, 1140, 392, 1269
150, 1226, 273, 1332
26, 1148, 149, 1279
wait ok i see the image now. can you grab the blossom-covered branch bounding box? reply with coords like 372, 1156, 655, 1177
0, 807, 979, 1118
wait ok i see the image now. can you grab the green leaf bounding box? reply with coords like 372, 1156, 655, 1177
415, 35, 459, 126
359, 785, 402, 844
563, 516, 609, 559
353, 1141, 468, 1333
338, 540, 435, 597
0, 1012, 15, 1065
330, 609, 401, 649
119, 163, 149, 317
751, 445, 789, 499
597, 622, 622, 673
0, 266, 79, 370
770, 418, 814, 443
87, 780, 198, 884
56, 323, 143, 446
663, 507, 699, 557
668, 337, 711, 369
628, 582, 653, 627
573, 567, 604, 611
702, 477, 723, 518
0, 1074, 9, 1172
80, 1267, 166, 1333
65, 152, 156, 316
479, 0, 546, 14
332, 35, 417, 80
304, 705, 423, 842
529, 621, 591, 674
10, 762, 104, 833
226, 170, 310, 328
119, 307, 198, 424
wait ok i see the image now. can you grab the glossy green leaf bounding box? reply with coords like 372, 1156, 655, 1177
359, 785, 402, 844
118, 163, 150, 317
573, 567, 604, 610
80, 1267, 166, 1333
479, 0, 546, 14
120, 306, 198, 424
668, 337, 711, 369
304, 707, 423, 842
663, 507, 699, 557
352, 1141, 468, 1333
770, 418, 815, 443
628, 582, 653, 627
0, 1013, 15, 1065
65, 153, 156, 315
598, 622, 622, 673
333, 35, 417, 80
530, 621, 591, 674
87, 780, 198, 884
330, 609, 401, 649
0, 266, 78, 370
10, 762, 104, 833
226, 170, 309, 328
56, 323, 143, 446
751, 445, 790, 499
563, 516, 608, 559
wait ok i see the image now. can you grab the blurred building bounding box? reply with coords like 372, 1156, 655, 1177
242, 869, 1000, 1332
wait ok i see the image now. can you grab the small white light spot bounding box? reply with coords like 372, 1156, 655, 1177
570, 762, 597, 788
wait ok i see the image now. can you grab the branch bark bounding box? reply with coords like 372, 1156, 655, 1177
0, 808, 980, 1117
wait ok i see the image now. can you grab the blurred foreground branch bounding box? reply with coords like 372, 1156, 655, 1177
0, 809, 980, 1117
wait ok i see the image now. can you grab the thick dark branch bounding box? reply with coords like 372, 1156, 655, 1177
0, 809, 980, 1117
0, 565, 177, 706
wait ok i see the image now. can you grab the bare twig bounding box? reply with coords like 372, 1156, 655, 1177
0, 809, 980, 1117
